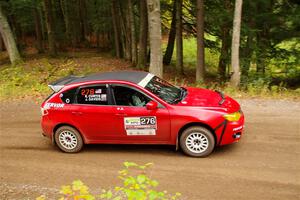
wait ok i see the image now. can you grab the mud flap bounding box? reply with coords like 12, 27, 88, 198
175, 136, 179, 151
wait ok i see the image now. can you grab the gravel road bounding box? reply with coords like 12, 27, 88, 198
0, 99, 299, 200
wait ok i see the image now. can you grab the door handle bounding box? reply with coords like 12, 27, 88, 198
71, 111, 83, 116
115, 113, 127, 116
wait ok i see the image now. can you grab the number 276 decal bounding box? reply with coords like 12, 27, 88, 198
140, 117, 156, 125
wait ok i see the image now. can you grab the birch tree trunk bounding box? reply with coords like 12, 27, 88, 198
137, 0, 148, 69
0, 5, 22, 65
175, 0, 183, 74
147, 0, 163, 77
196, 0, 205, 81
230, 0, 243, 87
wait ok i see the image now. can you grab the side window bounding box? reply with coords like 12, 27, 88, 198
60, 88, 77, 104
77, 85, 108, 105
112, 85, 151, 107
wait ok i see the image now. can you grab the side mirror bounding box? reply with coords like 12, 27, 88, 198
146, 101, 158, 110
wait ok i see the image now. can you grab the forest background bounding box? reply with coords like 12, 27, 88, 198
0, 0, 299, 100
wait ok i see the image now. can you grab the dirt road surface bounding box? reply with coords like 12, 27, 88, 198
0, 99, 299, 200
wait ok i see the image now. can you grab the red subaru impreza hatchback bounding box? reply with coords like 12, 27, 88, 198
41, 71, 244, 157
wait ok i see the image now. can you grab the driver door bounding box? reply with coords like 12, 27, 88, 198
110, 84, 171, 142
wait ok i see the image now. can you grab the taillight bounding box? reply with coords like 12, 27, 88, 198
41, 107, 48, 116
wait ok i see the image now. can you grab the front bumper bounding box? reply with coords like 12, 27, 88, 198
215, 114, 245, 146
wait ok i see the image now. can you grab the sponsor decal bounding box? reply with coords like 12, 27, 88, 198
95, 89, 102, 94
138, 73, 154, 87
44, 103, 65, 109
84, 94, 107, 102
233, 125, 243, 132
124, 116, 157, 136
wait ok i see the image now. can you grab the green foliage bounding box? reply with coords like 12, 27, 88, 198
36, 162, 182, 200
164, 37, 219, 72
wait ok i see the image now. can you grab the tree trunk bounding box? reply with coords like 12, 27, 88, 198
79, 0, 88, 43
230, 0, 243, 87
128, 0, 137, 66
116, 0, 126, 57
0, 5, 22, 65
111, 0, 121, 58
44, 0, 57, 56
0, 33, 4, 51
256, 32, 267, 74
60, 0, 70, 43
175, 0, 183, 74
137, 0, 148, 69
34, 3, 44, 53
118, 0, 131, 60
241, 33, 253, 77
96, 31, 100, 51
163, 0, 176, 65
147, 0, 163, 77
218, 25, 230, 79
196, 0, 205, 81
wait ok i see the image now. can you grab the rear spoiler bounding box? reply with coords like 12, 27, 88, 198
48, 75, 80, 92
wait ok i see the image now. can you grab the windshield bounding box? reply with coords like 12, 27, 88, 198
144, 76, 185, 104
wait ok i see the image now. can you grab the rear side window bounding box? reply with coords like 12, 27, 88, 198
77, 85, 108, 105
60, 88, 77, 104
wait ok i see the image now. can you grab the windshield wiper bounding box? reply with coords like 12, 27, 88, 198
170, 87, 187, 104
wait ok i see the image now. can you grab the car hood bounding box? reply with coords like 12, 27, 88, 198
177, 87, 240, 112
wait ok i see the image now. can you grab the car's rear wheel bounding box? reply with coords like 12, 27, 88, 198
55, 126, 83, 153
180, 126, 215, 157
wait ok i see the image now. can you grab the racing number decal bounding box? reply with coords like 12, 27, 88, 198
124, 117, 157, 136
140, 117, 156, 125
81, 88, 95, 96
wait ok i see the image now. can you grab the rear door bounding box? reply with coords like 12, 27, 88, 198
110, 84, 171, 143
69, 84, 118, 141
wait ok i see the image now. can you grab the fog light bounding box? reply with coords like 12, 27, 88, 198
233, 132, 241, 139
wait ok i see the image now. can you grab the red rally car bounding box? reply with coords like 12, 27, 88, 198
41, 71, 244, 157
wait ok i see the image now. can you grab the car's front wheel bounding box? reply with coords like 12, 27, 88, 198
180, 126, 215, 157
54, 126, 83, 153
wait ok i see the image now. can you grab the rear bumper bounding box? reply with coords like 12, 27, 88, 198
41, 116, 54, 140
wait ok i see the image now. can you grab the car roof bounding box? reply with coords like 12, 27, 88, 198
53, 71, 151, 85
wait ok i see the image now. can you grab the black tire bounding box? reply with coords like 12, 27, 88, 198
54, 126, 83, 153
180, 126, 215, 157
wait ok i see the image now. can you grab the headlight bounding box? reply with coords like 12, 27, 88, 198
224, 111, 241, 122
